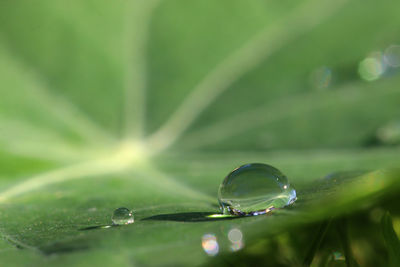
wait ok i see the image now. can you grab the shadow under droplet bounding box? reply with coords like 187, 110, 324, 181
79, 225, 114, 231
142, 212, 239, 222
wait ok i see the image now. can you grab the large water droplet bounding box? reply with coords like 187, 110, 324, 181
218, 163, 296, 216
112, 207, 134, 225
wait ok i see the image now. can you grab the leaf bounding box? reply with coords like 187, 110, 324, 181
381, 212, 400, 267
303, 220, 332, 266
0, 0, 400, 266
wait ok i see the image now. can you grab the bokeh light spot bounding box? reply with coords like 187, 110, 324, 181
228, 228, 244, 252
358, 52, 385, 81
202, 234, 219, 256
310, 66, 332, 89
384, 45, 400, 67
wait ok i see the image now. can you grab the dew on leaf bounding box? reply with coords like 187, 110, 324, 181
218, 163, 297, 216
112, 207, 134, 225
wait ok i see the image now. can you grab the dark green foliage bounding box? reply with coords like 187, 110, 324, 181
381, 212, 400, 267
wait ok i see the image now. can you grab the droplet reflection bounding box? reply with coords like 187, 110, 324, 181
228, 228, 244, 251
202, 234, 219, 256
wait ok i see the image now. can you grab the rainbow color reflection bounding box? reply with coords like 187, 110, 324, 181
202, 234, 219, 256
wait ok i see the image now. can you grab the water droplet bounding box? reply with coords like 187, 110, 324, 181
112, 207, 134, 225
218, 163, 296, 216
202, 234, 219, 256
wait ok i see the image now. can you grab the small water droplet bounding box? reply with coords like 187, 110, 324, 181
218, 163, 297, 216
112, 207, 134, 225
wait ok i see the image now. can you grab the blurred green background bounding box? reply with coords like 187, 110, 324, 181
0, 0, 399, 266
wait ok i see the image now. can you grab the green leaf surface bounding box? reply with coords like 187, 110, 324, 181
0, 0, 399, 266
381, 212, 400, 267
